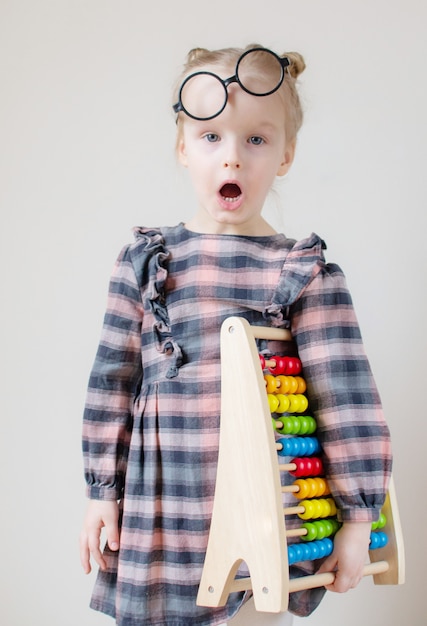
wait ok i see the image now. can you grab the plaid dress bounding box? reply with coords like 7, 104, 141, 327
83, 223, 391, 626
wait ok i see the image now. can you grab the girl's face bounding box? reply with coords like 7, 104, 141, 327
178, 69, 295, 236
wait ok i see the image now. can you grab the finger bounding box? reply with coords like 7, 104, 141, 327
328, 566, 363, 593
107, 534, 119, 551
105, 517, 120, 552
79, 532, 92, 574
316, 556, 348, 592
316, 555, 337, 575
327, 569, 354, 593
87, 529, 107, 571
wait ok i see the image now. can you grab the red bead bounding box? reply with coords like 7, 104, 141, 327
259, 354, 266, 369
290, 456, 324, 477
267, 356, 285, 375
285, 357, 302, 375
303, 458, 313, 476
311, 457, 324, 475
289, 457, 306, 477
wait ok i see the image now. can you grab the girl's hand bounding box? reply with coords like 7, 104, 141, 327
79, 499, 120, 574
316, 521, 372, 592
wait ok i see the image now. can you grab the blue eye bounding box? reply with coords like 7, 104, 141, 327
249, 136, 264, 145
204, 133, 220, 142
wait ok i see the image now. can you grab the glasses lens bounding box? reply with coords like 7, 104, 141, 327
180, 72, 227, 120
236, 49, 284, 96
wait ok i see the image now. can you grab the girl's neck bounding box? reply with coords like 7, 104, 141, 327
184, 215, 277, 237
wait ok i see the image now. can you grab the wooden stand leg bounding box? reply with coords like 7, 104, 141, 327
197, 317, 289, 613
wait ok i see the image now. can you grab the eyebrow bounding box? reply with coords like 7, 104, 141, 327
247, 120, 283, 134
185, 117, 282, 134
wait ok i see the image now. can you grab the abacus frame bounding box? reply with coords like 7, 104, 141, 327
197, 317, 405, 613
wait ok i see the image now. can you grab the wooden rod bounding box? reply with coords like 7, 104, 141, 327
286, 528, 307, 538
277, 463, 297, 472
284, 505, 305, 515
281, 485, 299, 494
229, 561, 390, 595
229, 578, 252, 592
288, 561, 390, 593
264, 358, 277, 368
250, 326, 292, 341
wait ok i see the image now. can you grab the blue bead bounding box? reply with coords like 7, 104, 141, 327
309, 542, 320, 560
314, 540, 326, 559
276, 438, 287, 456
304, 438, 315, 456
283, 439, 292, 455
298, 438, 308, 456
292, 437, 302, 456
323, 538, 334, 556
293, 544, 304, 563
312, 438, 321, 454
301, 543, 312, 561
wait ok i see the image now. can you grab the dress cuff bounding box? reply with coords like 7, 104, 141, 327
86, 484, 122, 501
337, 506, 382, 523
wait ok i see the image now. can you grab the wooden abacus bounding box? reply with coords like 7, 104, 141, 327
197, 316, 405, 613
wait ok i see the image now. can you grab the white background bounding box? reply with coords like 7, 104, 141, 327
1, 1, 425, 625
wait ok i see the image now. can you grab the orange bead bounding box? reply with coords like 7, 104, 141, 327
306, 478, 318, 499
264, 374, 277, 394
295, 376, 307, 394
276, 375, 290, 394
294, 479, 310, 500
315, 477, 328, 497
288, 377, 299, 394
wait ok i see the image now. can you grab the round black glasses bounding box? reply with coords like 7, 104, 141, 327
173, 48, 290, 121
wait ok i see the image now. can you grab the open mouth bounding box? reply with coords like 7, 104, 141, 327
220, 183, 242, 203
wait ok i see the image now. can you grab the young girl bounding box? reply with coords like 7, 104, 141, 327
80, 45, 392, 626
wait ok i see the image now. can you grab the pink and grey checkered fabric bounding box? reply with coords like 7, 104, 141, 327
83, 223, 391, 625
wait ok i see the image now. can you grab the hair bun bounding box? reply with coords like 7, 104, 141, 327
284, 52, 306, 79
186, 47, 210, 64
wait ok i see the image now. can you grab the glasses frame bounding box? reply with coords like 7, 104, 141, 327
173, 47, 290, 121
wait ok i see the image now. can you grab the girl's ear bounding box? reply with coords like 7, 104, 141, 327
277, 140, 296, 176
178, 138, 188, 167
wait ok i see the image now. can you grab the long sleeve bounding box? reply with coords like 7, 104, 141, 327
82, 245, 144, 501
289, 262, 392, 522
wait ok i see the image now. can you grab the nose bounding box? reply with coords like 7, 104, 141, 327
223, 140, 241, 169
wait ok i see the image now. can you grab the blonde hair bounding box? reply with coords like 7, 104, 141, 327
173, 44, 306, 143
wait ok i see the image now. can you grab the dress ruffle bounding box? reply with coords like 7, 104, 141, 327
264, 233, 327, 327
132, 227, 184, 378
131, 228, 326, 375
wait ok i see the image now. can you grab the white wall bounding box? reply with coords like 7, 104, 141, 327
1, 1, 425, 624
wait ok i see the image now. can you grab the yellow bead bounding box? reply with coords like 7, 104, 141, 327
276, 394, 290, 413
267, 394, 279, 413
299, 499, 315, 520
